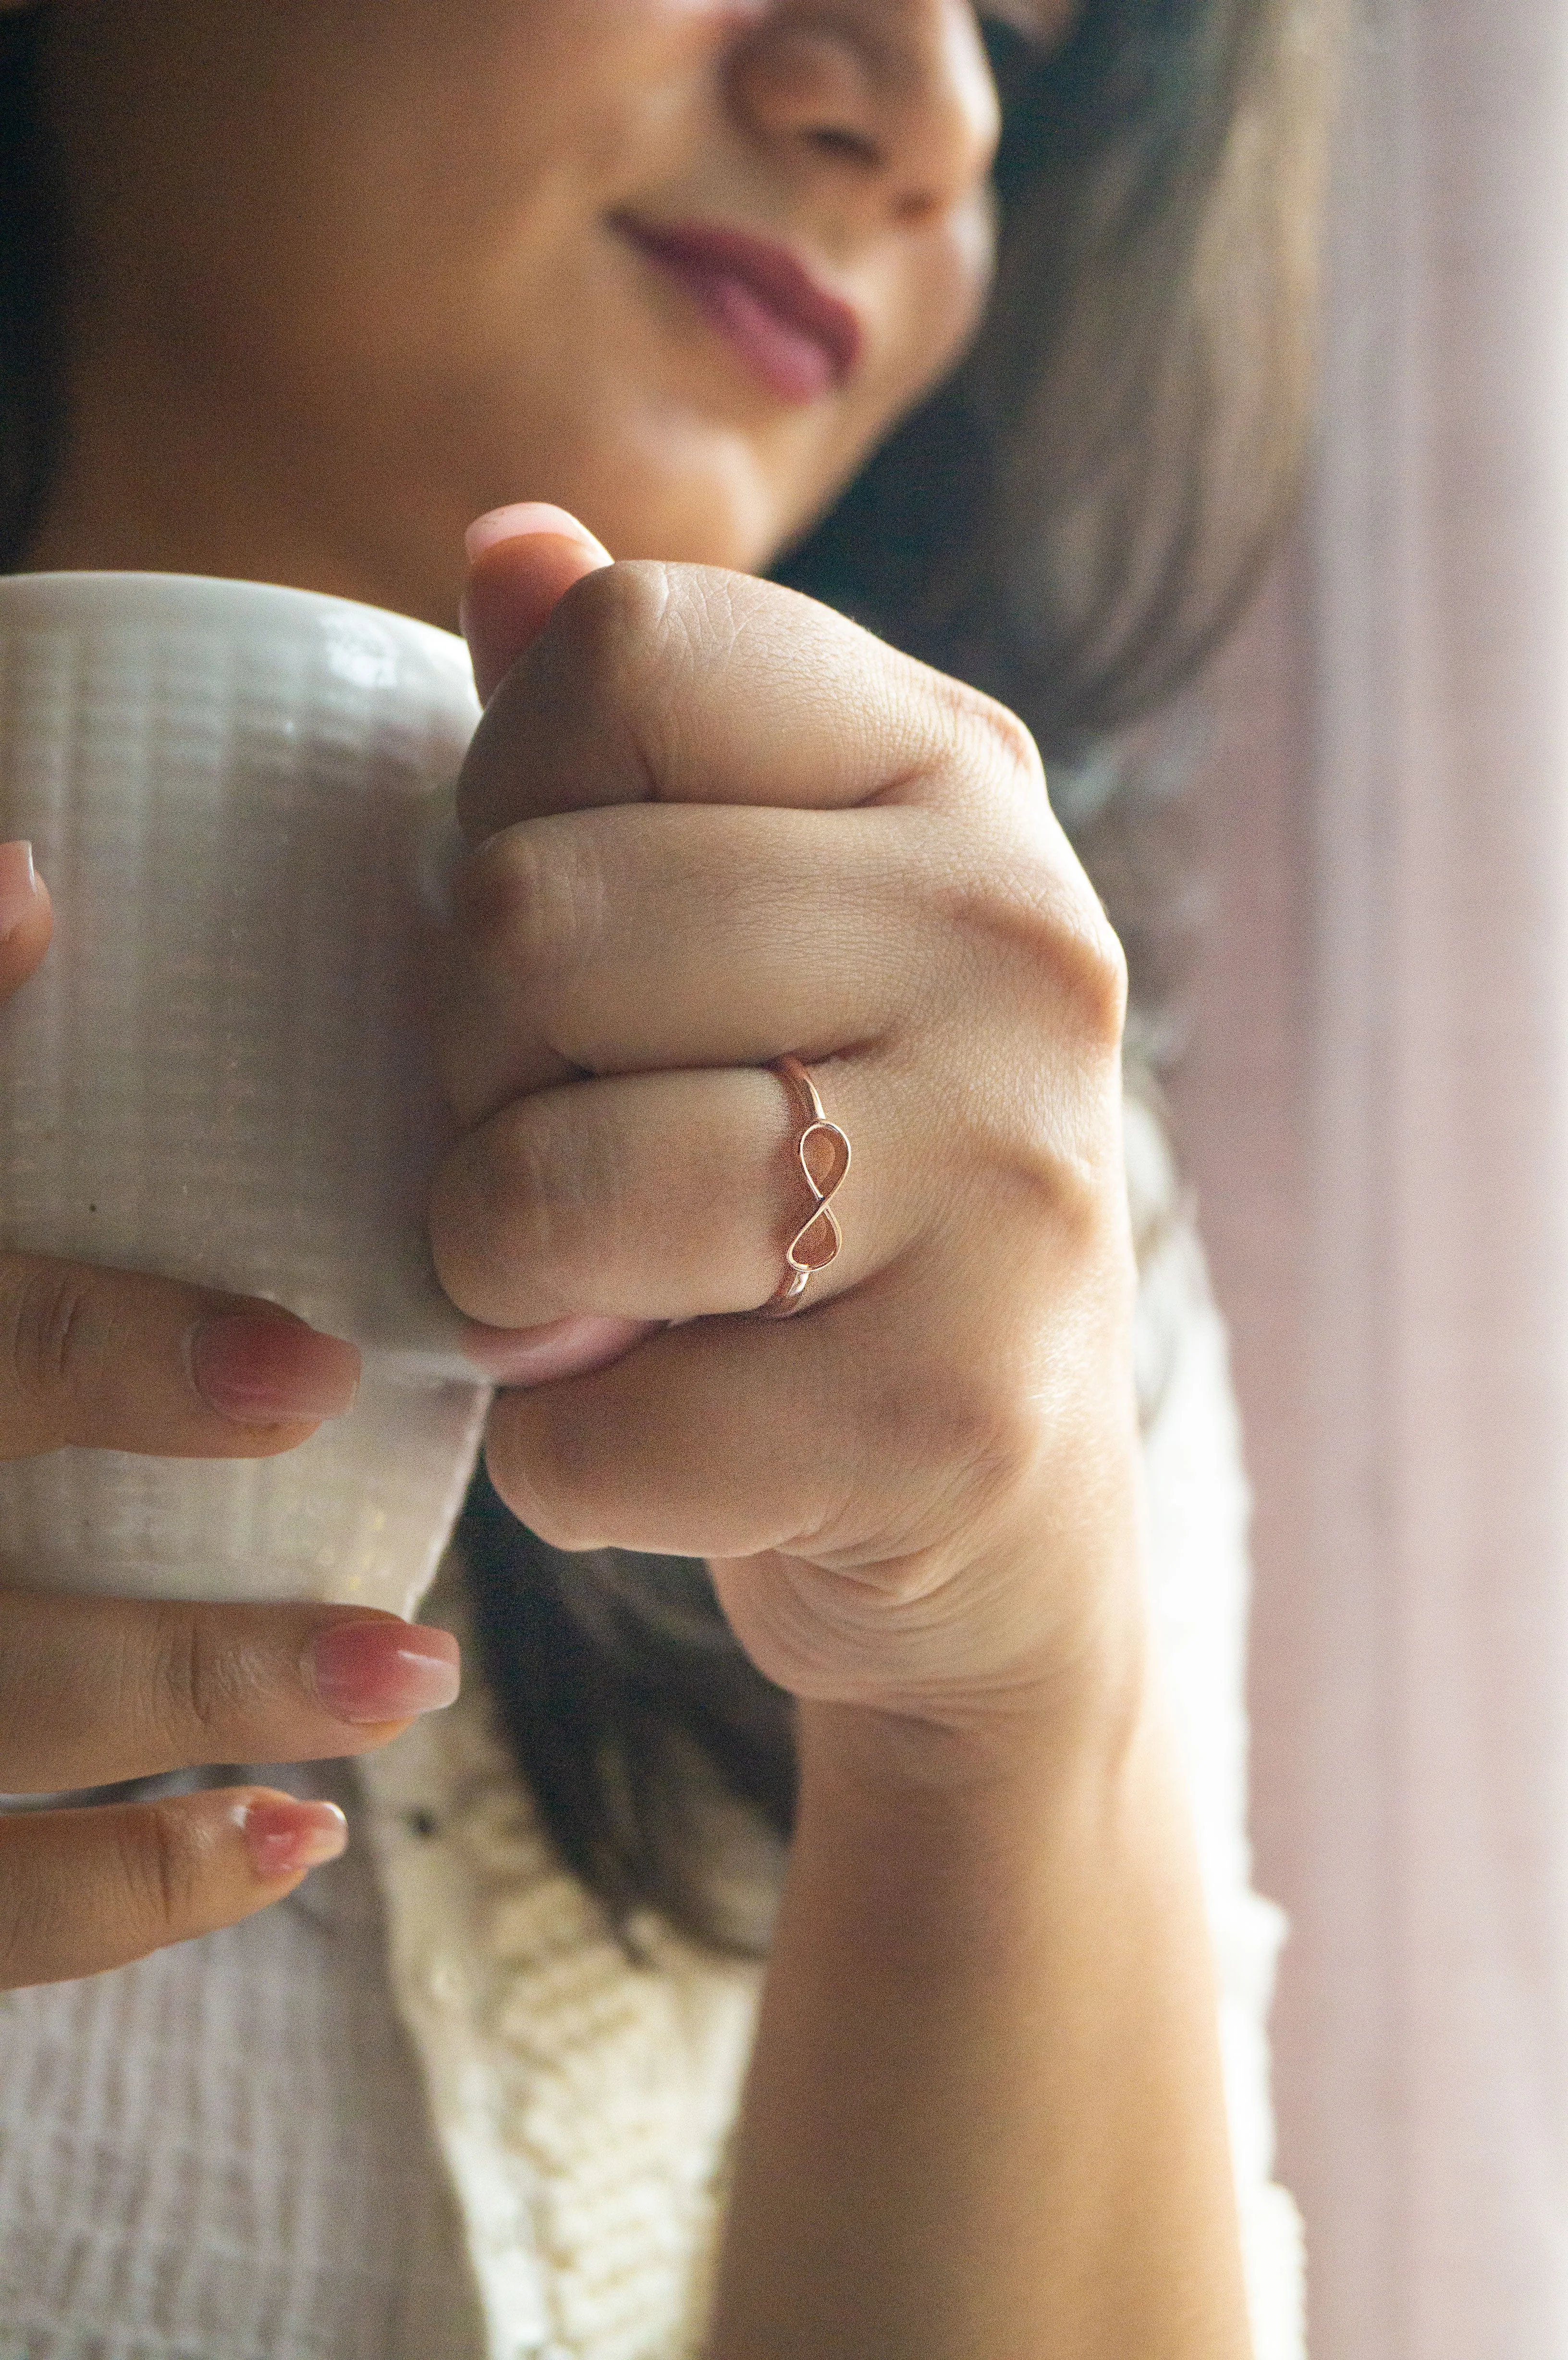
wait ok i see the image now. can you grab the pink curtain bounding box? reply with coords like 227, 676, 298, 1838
1168, 0, 1568, 2349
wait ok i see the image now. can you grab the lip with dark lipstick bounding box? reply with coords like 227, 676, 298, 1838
612, 215, 864, 405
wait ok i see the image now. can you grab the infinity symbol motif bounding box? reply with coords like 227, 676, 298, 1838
785, 1116, 852, 1277
760, 1055, 852, 1317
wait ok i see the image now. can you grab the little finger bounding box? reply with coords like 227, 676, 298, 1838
477, 1250, 1012, 1569
0, 1785, 347, 1990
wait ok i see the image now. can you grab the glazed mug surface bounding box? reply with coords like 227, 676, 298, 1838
0, 570, 493, 1612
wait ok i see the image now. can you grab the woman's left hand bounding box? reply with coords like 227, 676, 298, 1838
429, 507, 1144, 1751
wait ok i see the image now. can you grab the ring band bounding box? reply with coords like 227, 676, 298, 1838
758, 1055, 852, 1319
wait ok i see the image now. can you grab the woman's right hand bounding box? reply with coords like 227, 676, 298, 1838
0, 846, 461, 1991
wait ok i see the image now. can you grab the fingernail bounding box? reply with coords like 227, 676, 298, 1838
0, 840, 39, 940
463, 503, 611, 565
239, 1797, 348, 1881
306, 1617, 461, 1725
188, 1312, 361, 1425
460, 1313, 658, 1387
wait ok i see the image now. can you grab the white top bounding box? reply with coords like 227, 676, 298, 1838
0, 1098, 1305, 2358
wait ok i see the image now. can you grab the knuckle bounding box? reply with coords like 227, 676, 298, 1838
998, 1051, 1131, 1258
684, 569, 753, 669
493, 1094, 607, 1280
1061, 899, 1129, 1047
0, 1837, 42, 1987
116, 1800, 204, 1933
4, 1260, 100, 1406
855, 1354, 1041, 1543
431, 1093, 619, 1325
1013, 855, 1126, 1041
457, 824, 604, 1013
428, 1139, 507, 1317
545, 558, 673, 725
927, 689, 1126, 1055
921, 1361, 1040, 1492
966, 850, 1128, 1057
147, 1608, 242, 1747
948, 1375, 1047, 1521
956, 688, 1048, 797
0, 1805, 203, 1991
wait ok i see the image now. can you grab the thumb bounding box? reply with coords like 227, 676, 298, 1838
460, 503, 613, 706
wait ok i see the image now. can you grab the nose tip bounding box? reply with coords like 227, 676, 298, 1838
732, 3, 1002, 226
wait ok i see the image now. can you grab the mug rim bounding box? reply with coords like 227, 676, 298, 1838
0, 567, 470, 665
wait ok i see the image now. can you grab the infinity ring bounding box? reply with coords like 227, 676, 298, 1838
757, 1054, 852, 1319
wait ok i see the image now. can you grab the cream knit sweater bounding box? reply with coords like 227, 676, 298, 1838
0, 1097, 1304, 2359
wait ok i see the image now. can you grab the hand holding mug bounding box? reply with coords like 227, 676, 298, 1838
435, 511, 1143, 1766
0, 868, 460, 1988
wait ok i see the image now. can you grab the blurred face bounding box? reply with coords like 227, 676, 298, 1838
25, 0, 1071, 620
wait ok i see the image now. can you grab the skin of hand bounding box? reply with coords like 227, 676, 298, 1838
438, 518, 1255, 2358
436, 516, 1146, 1756
0, 853, 465, 1989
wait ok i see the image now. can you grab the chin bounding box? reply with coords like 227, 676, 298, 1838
515, 401, 835, 578
585, 471, 788, 577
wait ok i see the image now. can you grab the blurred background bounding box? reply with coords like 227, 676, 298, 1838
1167, 1, 1568, 2350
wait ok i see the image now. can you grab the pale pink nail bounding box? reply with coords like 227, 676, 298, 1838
463, 503, 611, 564
460, 1313, 658, 1387
306, 1618, 460, 1724
0, 840, 40, 940
187, 1312, 361, 1425
239, 1798, 348, 1881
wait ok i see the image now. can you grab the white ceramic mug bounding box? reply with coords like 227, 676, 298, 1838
0, 571, 493, 1614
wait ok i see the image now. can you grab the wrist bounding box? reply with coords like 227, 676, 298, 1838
783, 1611, 1188, 1998
794, 1593, 1154, 1810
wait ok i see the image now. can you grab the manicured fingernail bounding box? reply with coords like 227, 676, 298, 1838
0, 840, 39, 939
306, 1617, 461, 1724
239, 1797, 348, 1881
459, 1313, 658, 1387
187, 1312, 361, 1425
463, 503, 611, 565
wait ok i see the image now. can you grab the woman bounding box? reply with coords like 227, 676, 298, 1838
0, 2, 1329, 2354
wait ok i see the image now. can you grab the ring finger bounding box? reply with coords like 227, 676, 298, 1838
428, 1048, 918, 1332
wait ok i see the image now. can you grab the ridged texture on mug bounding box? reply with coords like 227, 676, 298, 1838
0, 575, 493, 1607
0, 1373, 491, 1615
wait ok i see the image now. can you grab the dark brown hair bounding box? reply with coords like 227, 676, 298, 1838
0, 0, 1335, 1952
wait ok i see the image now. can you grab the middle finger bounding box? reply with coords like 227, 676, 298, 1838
435, 799, 944, 1127
0, 1588, 461, 1794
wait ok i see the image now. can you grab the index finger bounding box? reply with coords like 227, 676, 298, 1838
455, 560, 1044, 842
0, 1255, 360, 1460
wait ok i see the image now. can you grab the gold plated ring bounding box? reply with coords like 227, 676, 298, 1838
757, 1053, 852, 1318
